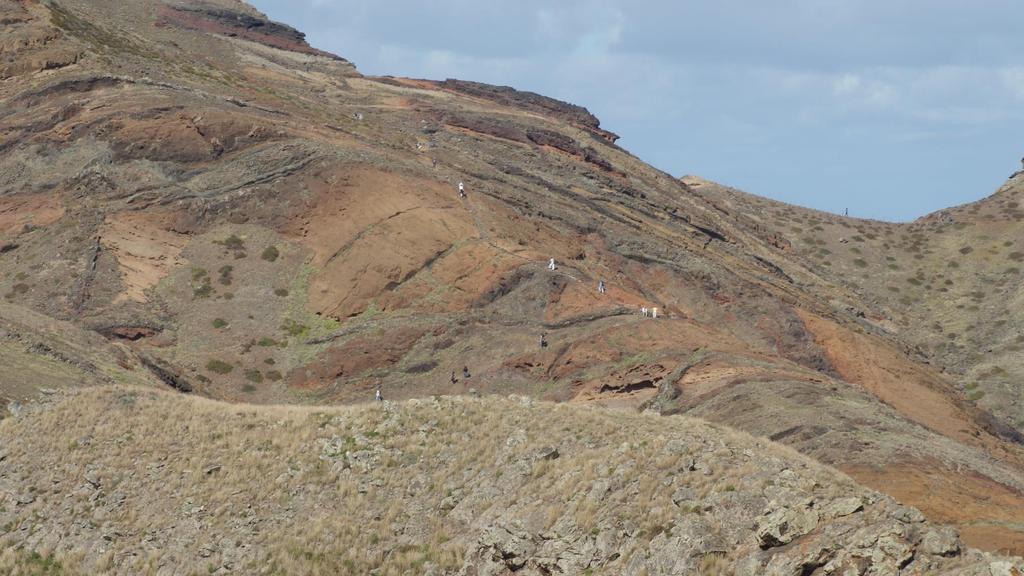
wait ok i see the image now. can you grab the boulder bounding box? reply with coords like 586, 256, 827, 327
921, 526, 961, 557
756, 504, 819, 549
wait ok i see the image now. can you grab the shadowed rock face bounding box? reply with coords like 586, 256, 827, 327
156, 3, 343, 59
438, 78, 620, 143
1, 0, 1024, 561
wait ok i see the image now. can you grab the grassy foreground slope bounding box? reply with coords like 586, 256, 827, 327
1, 386, 1021, 575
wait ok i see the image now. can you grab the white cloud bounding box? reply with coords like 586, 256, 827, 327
1001, 68, 1024, 101
832, 74, 860, 95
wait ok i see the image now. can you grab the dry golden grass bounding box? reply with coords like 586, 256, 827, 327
0, 386, 1014, 575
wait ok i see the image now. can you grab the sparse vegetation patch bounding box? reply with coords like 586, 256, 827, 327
206, 359, 234, 374
261, 245, 280, 262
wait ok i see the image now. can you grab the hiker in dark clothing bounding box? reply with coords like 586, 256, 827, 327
539, 333, 547, 349
597, 280, 606, 294
462, 366, 471, 379
450, 371, 458, 385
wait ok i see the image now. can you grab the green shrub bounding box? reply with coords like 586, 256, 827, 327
852, 259, 868, 268
257, 337, 282, 347
212, 318, 228, 329
274, 288, 289, 297
218, 265, 234, 286
244, 369, 264, 383
206, 359, 234, 374
5, 283, 30, 298
193, 283, 214, 299
220, 235, 245, 251
264, 357, 276, 365
281, 319, 308, 337
261, 246, 280, 262
242, 384, 257, 393
266, 370, 283, 382
959, 246, 973, 255
192, 267, 213, 298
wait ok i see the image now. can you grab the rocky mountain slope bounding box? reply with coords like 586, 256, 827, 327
684, 172, 1024, 431
2, 0, 1024, 564
1, 385, 1021, 575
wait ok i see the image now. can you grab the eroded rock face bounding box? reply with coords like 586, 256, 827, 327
0, 1, 82, 79
156, 3, 343, 59
439, 79, 619, 142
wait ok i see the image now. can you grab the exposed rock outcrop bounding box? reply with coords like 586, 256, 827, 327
156, 3, 344, 60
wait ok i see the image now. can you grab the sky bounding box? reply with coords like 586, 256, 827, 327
250, 0, 1024, 222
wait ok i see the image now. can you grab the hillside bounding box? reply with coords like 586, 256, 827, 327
2, 0, 1024, 563
1, 386, 1020, 575
682, 172, 1024, 433
0, 301, 164, 408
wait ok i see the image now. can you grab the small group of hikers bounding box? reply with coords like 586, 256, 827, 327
372, 180, 665, 401
449, 365, 471, 384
